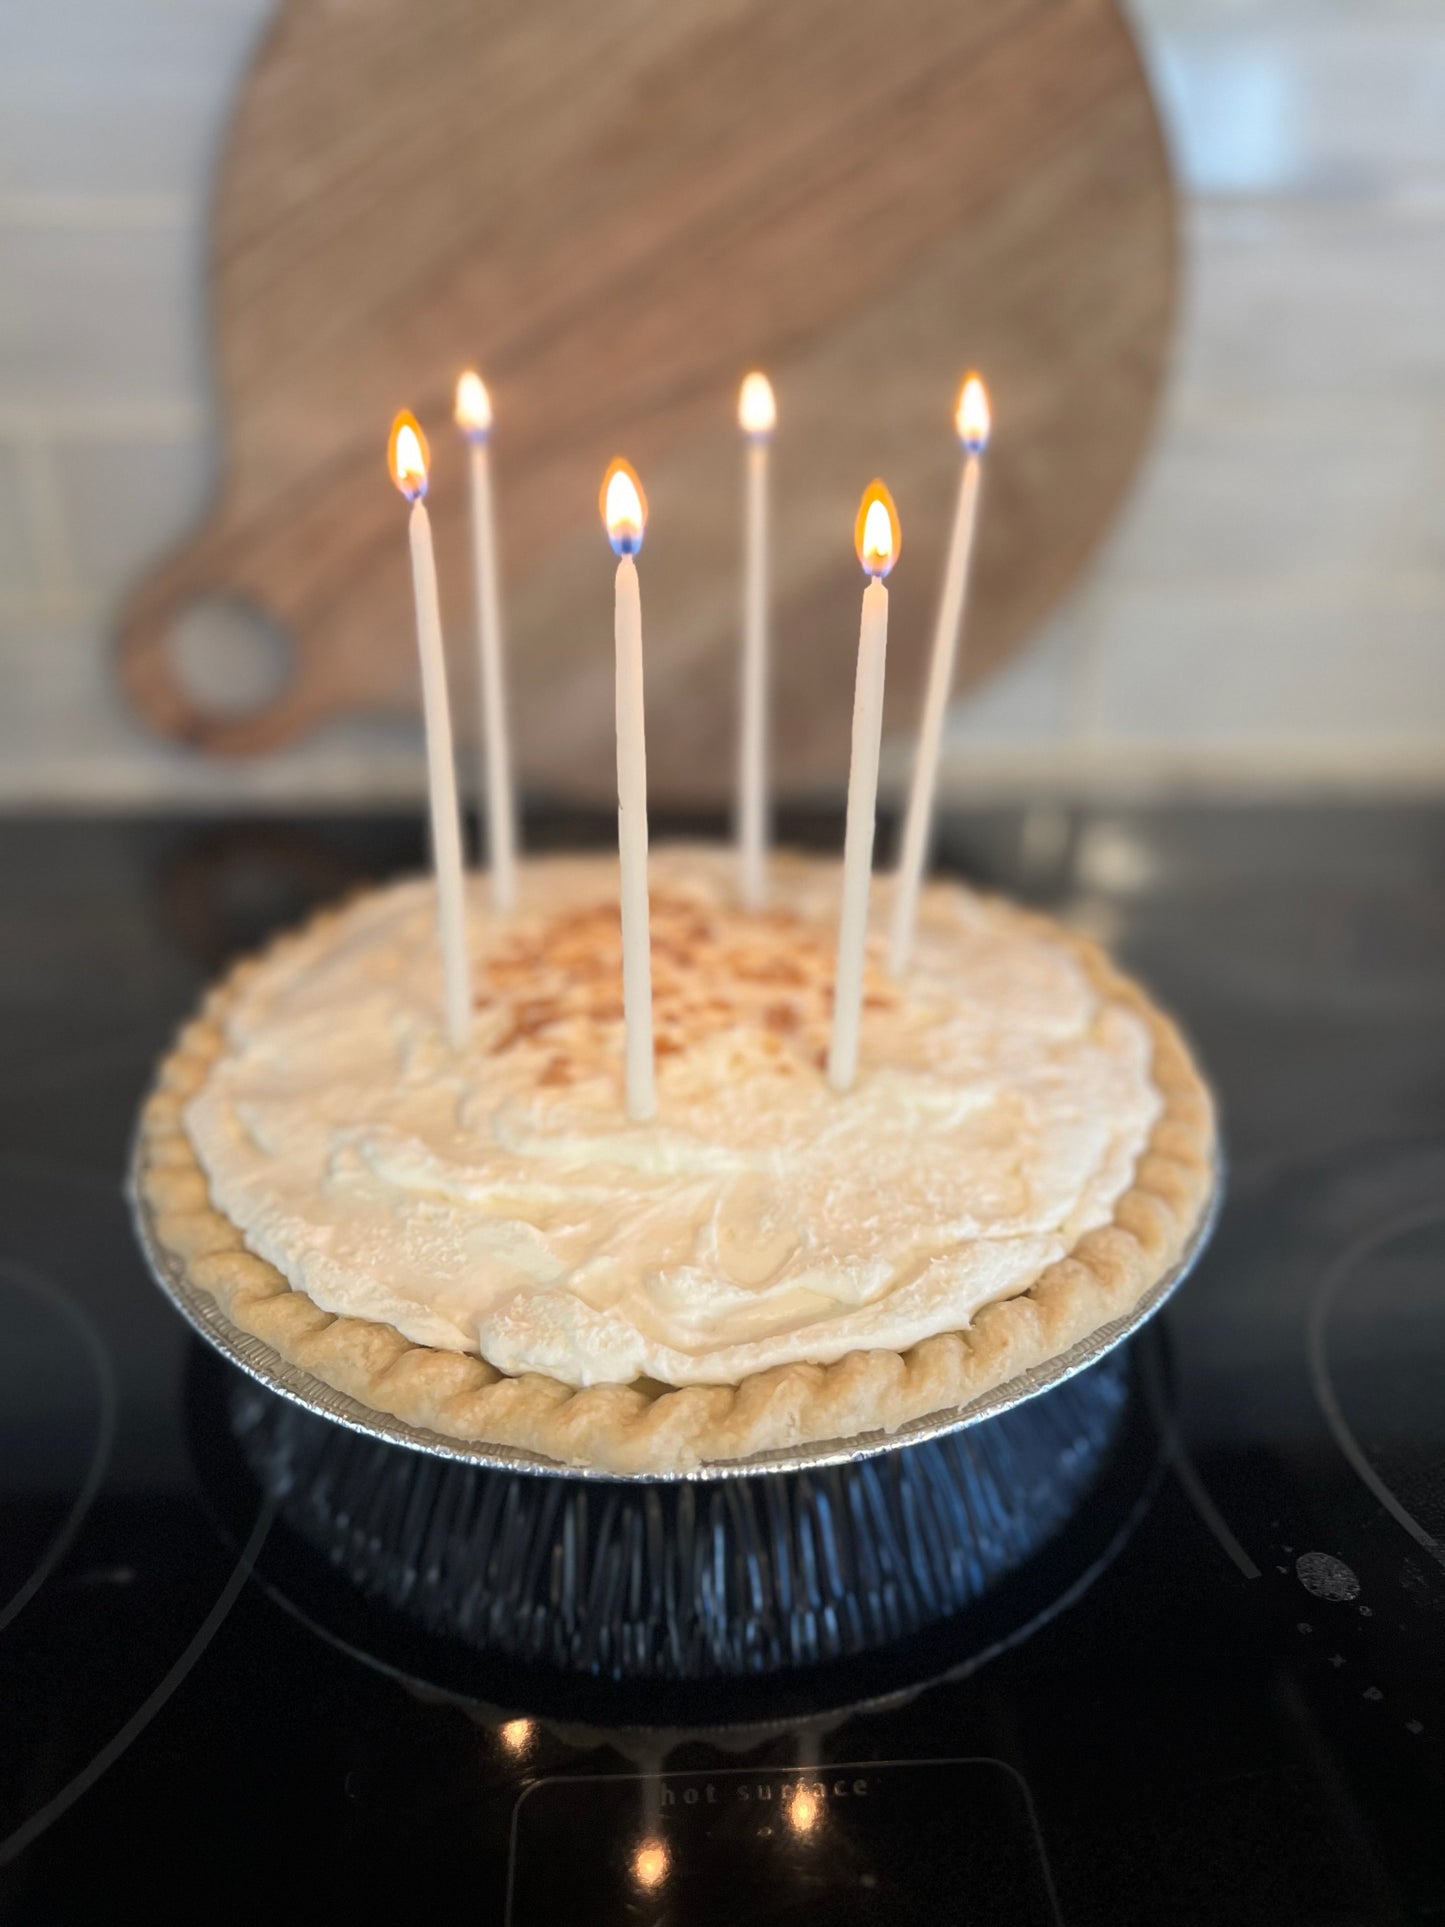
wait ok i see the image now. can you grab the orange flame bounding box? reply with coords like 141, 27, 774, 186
454, 369, 492, 438
955, 372, 991, 452
854, 480, 900, 577
387, 410, 429, 502
788, 1788, 821, 1836
600, 457, 647, 556
738, 370, 776, 437
631, 1840, 669, 1891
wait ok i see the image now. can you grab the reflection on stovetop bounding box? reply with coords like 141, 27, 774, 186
0, 805, 1443, 1924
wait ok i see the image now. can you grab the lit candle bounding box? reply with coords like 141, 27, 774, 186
601, 457, 655, 1121
387, 410, 472, 1050
828, 481, 900, 1094
455, 370, 518, 914
888, 373, 991, 977
737, 370, 776, 910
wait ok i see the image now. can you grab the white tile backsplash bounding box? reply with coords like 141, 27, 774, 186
1088, 581, 1445, 745
0, 89, 220, 204
0, 3, 269, 89
943, 612, 1077, 747
1176, 201, 1445, 406
0, 441, 39, 598
0, 617, 116, 727
0, 221, 208, 411
1100, 408, 1436, 587
53, 435, 214, 598
1144, 17, 1445, 199
0, 0, 269, 203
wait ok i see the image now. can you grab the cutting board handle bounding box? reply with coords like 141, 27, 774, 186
115, 507, 325, 756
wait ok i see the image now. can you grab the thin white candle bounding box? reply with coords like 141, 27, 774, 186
456, 370, 518, 913
601, 457, 655, 1121
388, 410, 471, 1050
737, 371, 775, 910
829, 481, 900, 1095
889, 374, 991, 977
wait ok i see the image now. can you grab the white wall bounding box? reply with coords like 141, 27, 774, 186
940, 0, 1445, 796
0, 0, 1442, 804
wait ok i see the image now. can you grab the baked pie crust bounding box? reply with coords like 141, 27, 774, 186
136, 871, 1216, 1476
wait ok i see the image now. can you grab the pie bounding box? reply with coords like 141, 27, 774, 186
136, 846, 1216, 1474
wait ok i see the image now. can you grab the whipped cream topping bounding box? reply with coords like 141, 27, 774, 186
184, 848, 1161, 1389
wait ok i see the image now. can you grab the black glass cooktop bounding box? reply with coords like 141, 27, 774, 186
1, 804, 1442, 1924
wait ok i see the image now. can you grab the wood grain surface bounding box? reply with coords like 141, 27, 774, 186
117, 0, 1175, 804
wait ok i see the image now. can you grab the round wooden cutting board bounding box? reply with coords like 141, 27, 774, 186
117, 0, 1174, 804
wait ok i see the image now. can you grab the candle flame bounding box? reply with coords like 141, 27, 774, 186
788, 1788, 821, 1837
854, 480, 900, 577
631, 1840, 669, 1891
738, 370, 776, 438
454, 369, 492, 438
387, 409, 429, 503
601, 456, 647, 556
955, 372, 991, 453
496, 1718, 533, 1756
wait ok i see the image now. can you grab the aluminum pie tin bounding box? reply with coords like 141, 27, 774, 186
129, 1133, 1222, 1485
